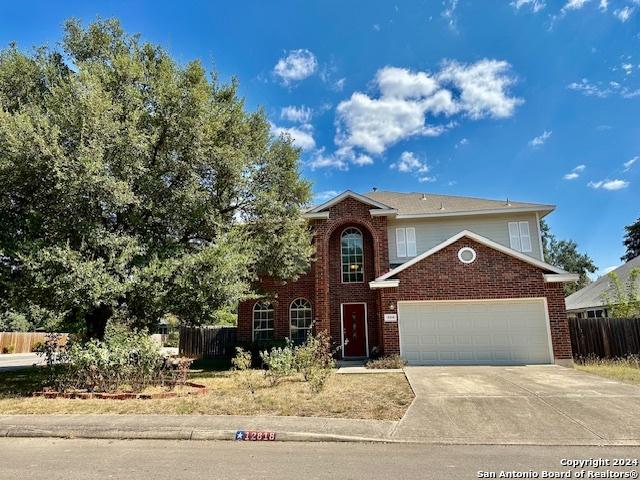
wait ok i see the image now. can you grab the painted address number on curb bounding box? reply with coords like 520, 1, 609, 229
235, 431, 277, 441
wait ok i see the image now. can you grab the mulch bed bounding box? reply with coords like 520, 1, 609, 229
33, 381, 207, 400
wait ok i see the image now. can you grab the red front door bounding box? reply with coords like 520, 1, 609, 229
342, 304, 367, 357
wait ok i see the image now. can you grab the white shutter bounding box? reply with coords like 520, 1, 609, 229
396, 228, 407, 258
406, 228, 417, 257
519, 221, 532, 252
508, 222, 521, 251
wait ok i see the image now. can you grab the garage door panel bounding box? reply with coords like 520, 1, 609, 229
398, 300, 552, 365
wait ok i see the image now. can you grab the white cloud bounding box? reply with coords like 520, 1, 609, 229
455, 138, 469, 148
270, 123, 316, 150
568, 78, 640, 99
562, 0, 590, 12
334, 78, 346, 91
273, 49, 318, 85
418, 176, 437, 183
602, 265, 620, 275
335, 60, 521, 155
391, 151, 430, 173
599, 0, 608, 11
372, 24, 381, 31
563, 164, 586, 180
588, 179, 630, 190
529, 130, 552, 147
623, 156, 638, 172
313, 190, 339, 203
307, 147, 372, 171
441, 0, 459, 30
511, 0, 546, 12
280, 105, 313, 123
614, 6, 635, 22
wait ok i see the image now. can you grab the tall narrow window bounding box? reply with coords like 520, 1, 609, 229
341, 228, 364, 283
508, 221, 533, 253
290, 298, 312, 344
253, 301, 274, 341
396, 227, 417, 257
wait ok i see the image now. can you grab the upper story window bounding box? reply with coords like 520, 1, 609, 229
253, 301, 274, 341
508, 221, 532, 253
396, 227, 417, 258
341, 227, 364, 283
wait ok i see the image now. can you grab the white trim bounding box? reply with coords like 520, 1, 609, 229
252, 300, 275, 341
536, 212, 545, 261
457, 247, 477, 264
375, 230, 569, 282
369, 208, 398, 217
396, 228, 407, 258
340, 302, 369, 358
397, 297, 555, 365
544, 273, 580, 283
394, 205, 555, 220
369, 280, 400, 289
307, 190, 392, 213
303, 211, 330, 219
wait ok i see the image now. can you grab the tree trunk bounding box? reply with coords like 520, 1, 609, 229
85, 304, 113, 339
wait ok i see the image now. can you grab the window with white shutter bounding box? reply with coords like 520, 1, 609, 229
396, 228, 407, 258
508, 221, 532, 253
406, 227, 417, 257
518, 221, 532, 252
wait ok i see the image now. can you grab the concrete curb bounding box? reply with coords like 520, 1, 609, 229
2, 425, 640, 446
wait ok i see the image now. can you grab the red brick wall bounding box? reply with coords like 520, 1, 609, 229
237, 196, 389, 352
377, 237, 572, 360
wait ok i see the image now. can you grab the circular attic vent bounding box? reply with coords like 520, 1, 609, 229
457, 247, 477, 264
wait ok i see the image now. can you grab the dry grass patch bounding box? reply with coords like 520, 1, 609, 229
574, 357, 640, 386
0, 368, 413, 420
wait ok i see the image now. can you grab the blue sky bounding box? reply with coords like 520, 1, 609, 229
1, 0, 639, 274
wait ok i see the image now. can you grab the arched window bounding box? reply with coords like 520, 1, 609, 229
341, 227, 364, 283
290, 298, 312, 344
253, 301, 274, 341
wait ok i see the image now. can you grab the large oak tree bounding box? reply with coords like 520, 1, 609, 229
0, 19, 313, 336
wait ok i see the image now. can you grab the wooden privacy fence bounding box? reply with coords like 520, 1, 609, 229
569, 317, 640, 358
179, 326, 237, 359
0, 332, 69, 354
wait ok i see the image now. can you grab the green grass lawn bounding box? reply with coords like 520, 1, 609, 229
0, 364, 414, 420
574, 357, 640, 386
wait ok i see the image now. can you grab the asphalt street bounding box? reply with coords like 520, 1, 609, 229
1, 438, 639, 480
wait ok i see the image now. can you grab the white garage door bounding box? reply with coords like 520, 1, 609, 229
398, 299, 552, 365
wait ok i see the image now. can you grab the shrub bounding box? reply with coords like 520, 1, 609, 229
365, 355, 407, 369
2, 345, 15, 354
294, 331, 335, 393
232, 347, 260, 395
260, 343, 296, 386
39, 327, 173, 393
237, 339, 289, 367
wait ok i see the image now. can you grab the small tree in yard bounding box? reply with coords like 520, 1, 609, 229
0, 19, 312, 337
602, 268, 640, 318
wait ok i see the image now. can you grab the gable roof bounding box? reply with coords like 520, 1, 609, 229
306, 190, 394, 215
374, 230, 572, 282
565, 255, 640, 311
364, 190, 555, 218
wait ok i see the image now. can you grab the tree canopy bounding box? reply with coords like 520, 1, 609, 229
622, 217, 640, 263
0, 19, 313, 335
540, 220, 596, 296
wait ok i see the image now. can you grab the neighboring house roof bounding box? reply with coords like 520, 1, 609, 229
565, 255, 640, 311
364, 190, 555, 218
370, 230, 577, 289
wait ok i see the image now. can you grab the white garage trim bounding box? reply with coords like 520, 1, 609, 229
397, 298, 554, 365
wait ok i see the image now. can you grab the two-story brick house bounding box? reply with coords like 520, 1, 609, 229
237, 190, 578, 366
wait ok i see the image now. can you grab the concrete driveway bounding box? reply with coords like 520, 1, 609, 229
393, 365, 640, 444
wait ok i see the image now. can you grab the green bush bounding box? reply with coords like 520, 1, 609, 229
365, 355, 407, 369
2, 345, 15, 354
294, 330, 335, 381
39, 326, 185, 393
260, 343, 296, 386
232, 347, 260, 395
237, 339, 289, 367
